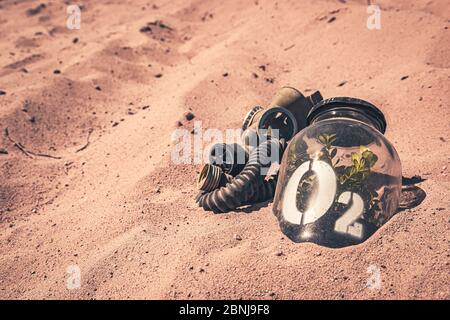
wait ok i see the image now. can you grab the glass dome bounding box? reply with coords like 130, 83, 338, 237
273, 97, 402, 248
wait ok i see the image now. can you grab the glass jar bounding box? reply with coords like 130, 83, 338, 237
273, 97, 402, 248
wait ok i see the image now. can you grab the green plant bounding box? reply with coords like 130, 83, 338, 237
317, 134, 381, 215
338, 146, 378, 188
318, 133, 338, 166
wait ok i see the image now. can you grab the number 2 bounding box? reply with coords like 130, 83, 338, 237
335, 192, 363, 238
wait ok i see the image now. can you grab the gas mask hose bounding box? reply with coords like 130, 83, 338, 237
195, 138, 285, 213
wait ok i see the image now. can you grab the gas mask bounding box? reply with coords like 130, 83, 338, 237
272, 97, 402, 248
196, 87, 322, 213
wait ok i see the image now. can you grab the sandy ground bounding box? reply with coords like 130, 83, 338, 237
0, 0, 449, 300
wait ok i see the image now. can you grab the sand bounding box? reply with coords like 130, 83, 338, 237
0, 0, 449, 299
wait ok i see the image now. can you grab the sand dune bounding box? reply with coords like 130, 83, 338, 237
0, 0, 449, 299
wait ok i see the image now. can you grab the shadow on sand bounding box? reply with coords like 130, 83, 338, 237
398, 176, 427, 212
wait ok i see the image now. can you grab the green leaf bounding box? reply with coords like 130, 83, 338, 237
330, 148, 337, 159
318, 134, 327, 145
369, 153, 378, 167
362, 150, 378, 168
328, 134, 337, 144
359, 158, 366, 169
351, 152, 360, 165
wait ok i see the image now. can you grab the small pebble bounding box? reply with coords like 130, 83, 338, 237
184, 112, 195, 121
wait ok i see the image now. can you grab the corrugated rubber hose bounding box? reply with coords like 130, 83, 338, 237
195, 139, 285, 213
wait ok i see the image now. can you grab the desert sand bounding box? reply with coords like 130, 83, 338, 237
0, 0, 449, 299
